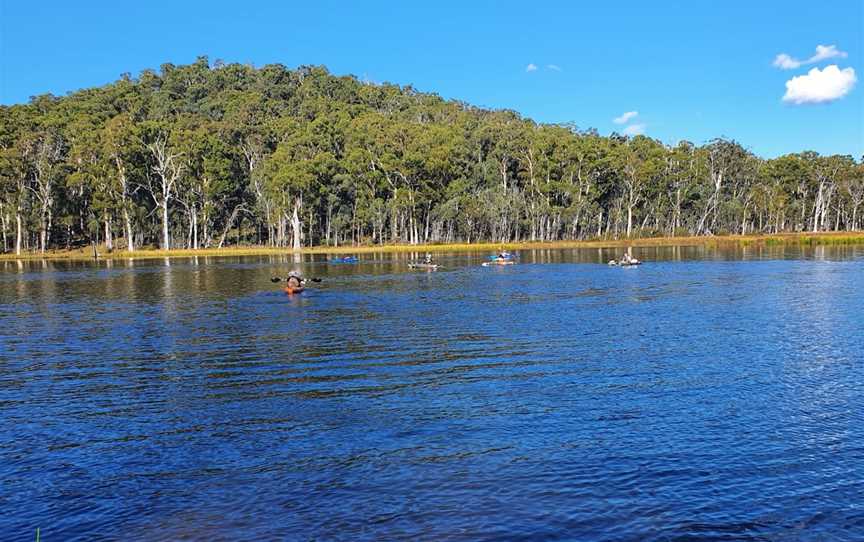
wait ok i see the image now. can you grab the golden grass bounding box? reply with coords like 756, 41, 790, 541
2, 231, 863, 261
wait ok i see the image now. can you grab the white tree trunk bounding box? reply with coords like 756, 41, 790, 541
292, 198, 302, 250
104, 217, 113, 251
0, 210, 6, 253
202, 210, 209, 248
115, 156, 135, 252
192, 208, 199, 250
15, 212, 22, 256
697, 170, 723, 234
161, 201, 170, 250
39, 217, 47, 253
627, 205, 634, 237
145, 136, 181, 251
123, 207, 134, 252
812, 179, 826, 232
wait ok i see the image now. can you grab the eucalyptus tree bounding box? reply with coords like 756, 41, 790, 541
696, 139, 750, 235
345, 111, 401, 241
169, 117, 241, 249
809, 154, 853, 232
263, 117, 325, 249
22, 126, 65, 253
616, 135, 665, 237
199, 134, 241, 248
0, 106, 27, 253
103, 114, 142, 251
0, 136, 28, 254
841, 161, 864, 230
66, 123, 111, 249
223, 91, 276, 245
139, 122, 183, 249
663, 141, 703, 234
521, 125, 555, 241
558, 130, 609, 239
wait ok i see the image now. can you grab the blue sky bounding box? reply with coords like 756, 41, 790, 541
1, 0, 861, 158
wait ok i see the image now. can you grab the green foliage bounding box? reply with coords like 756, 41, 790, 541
0, 58, 861, 253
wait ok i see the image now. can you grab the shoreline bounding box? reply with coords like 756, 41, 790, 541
2, 232, 863, 262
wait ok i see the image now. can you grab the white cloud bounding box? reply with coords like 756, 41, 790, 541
546, 64, 562, 72
782, 65, 856, 104
622, 123, 647, 136
526, 63, 538, 72
613, 111, 639, 124
773, 54, 801, 70
773, 44, 848, 70
812, 44, 848, 62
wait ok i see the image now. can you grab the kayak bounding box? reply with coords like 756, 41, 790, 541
482, 260, 517, 267
608, 260, 642, 267
330, 256, 358, 264
408, 263, 440, 270
284, 285, 305, 295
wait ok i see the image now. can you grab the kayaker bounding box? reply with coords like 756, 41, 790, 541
424, 253, 433, 264
286, 270, 304, 288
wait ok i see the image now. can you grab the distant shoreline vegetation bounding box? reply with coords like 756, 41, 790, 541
2, 232, 863, 261
1, 56, 862, 257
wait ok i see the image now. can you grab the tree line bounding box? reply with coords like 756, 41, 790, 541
1, 56, 862, 255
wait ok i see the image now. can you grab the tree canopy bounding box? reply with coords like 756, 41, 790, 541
1, 56, 861, 254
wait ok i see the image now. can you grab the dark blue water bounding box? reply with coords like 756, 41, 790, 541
2, 246, 863, 541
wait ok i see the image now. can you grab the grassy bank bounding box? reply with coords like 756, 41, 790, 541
2, 232, 863, 261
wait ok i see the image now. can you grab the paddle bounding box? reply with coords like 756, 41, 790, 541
270, 276, 323, 283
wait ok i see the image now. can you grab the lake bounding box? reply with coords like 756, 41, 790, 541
2, 245, 863, 541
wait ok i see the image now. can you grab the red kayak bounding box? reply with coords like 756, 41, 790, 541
283, 285, 305, 295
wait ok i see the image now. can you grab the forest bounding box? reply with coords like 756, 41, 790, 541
1, 56, 862, 255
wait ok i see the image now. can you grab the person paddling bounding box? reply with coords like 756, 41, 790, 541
424, 253, 433, 265
619, 253, 640, 265
286, 270, 304, 288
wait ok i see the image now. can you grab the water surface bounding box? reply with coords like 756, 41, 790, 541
2, 246, 863, 541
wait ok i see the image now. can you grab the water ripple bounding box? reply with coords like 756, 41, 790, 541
0, 247, 862, 540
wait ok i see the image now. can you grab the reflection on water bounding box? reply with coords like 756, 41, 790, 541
1, 246, 863, 541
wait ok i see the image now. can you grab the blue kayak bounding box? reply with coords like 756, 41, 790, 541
330, 256, 359, 264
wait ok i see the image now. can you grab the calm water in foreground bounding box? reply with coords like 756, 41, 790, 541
1, 246, 863, 541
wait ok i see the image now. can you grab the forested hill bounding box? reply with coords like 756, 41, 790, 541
1, 57, 862, 254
